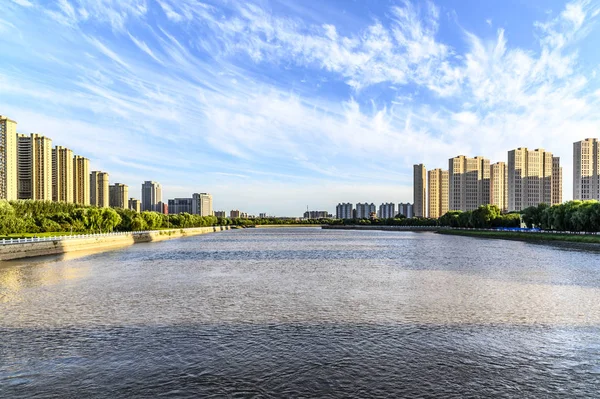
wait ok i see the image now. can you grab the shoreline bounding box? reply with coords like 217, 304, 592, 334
0, 226, 232, 261
437, 229, 600, 246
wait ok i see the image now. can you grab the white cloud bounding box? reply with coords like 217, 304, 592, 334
10, 0, 34, 7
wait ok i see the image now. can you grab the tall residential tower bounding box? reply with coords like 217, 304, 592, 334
413, 164, 426, 217
0, 116, 18, 200
573, 139, 599, 200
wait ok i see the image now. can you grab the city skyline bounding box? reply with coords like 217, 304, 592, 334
2, 0, 600, 214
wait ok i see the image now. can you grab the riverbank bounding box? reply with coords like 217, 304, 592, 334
253, 224, 323, 228
0, 226, 232, 261
322, 225, 443, 232
438, 229, 600, 245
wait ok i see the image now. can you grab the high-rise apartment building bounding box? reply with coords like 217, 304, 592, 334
0, 116, 18, 200
490, 162, 508, 212
230, 209, 241, 218
168, 198, 193, 214
552, 157, 563, 205
573, 139, 600, 200
17, 133, 53, 200
192, 193, 213, 216
90, 171, 109, 208
378, 203, 396, 219
303, 211, 330, 219
109, 183, 129, 208
214, 211, 227, 218
413, 164, 426, 217
52, 146, 74, 203
398, 203, 414, 218
128, 198, 141, 213
428, 169, 449, 218
73, 155, 90, 205
336, 203, 353, 219
448, 156, 490, 211
141, 181, 162, 212
508, 148, 554, 212
355, 203, 376, 219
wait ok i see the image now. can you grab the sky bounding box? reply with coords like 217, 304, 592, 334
1, 0, 600, 216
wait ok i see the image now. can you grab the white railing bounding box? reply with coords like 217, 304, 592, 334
0, 227, 222, 246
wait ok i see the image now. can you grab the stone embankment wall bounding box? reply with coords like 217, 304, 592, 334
0, 226, 232, 261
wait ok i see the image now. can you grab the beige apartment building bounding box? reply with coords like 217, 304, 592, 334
73, 156, 90, 205
552, 156, 563, 205
413, 164, 426, 217
0, 116, 18, 200
128, 198, 141, 213
192, 192, 213, 216
17, 133, 53, 200
52, 146, 74, 203
448, 156, 490, 211
573, 138, 599, 200
490, 162, 508, 212
508, 148, 555, 212
427, 168, 448, 218
90, 171, 109, 208
109, 183, 129, 208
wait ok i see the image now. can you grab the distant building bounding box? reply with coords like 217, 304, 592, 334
52, 146, 74, 203
303, 210, 330, 219
142, 181, 162, 212
17, 133, 53, 200
449, 155, 490, 212
490, 162, 508, 212
0, 115, 18, 200
168, 198, 193, 214
109, 183, 129, 208
398, 203, 414, 218
336, 203, 353, 219
128, 198, 141, 213
230, 210, 241, 218
241, 212, 249, 218
73, 155, 90, 205
90, 171, 109, 208
214, 211, 227, 218
508, 148, 554, 211
413, 164, 426, 217
378, 203, 396, 219
157, 201, 168, 214
552, 156, 562, 205
259, 213, 267, 218
192, 193, 213, 216
428, 168, 449, 218
355, 203, 376, 219
573, 139, 599, 200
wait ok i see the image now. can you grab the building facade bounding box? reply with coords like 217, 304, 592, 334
336, 203, 353, 219
90, 171, 109, 208
52, 146, 74, 203
573, 139, 599, 201
214, 211, 227, 218
378, 203, 396, 219
168, 198, 193, 214
230, 210, 241, 218
490, 162, 508, 212
398, 202, 414, 218
73, 156, 90, 205
508, 148, 554, 212
128, 198, 141, 213
355, 203, 376, 219
0, 116, 18, 200
192, 193, 213, 216
413, 164, 426, 217
109, 183, 129, 208
141, 181, 162, 212
552, 156, 563, 205
303, 211, 330, 219
448, 155, 490, 211
17, 133, 53, 200
428, 168, 449, 218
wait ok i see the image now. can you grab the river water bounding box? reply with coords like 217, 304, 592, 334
1, 228, 600, 397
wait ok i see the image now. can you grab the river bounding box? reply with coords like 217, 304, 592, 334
1, 228, 600, 397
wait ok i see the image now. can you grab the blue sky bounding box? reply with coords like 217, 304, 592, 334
1, 0, 600, 216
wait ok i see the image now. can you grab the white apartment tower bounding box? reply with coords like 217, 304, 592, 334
573, 139, 600, 201
0, 116, 18, 200
17, 133, 53, 200
141, 181, 162, 212
192, 193, 213, 216
336, 203, 353, 219
508, 148, 554, 212
490, 162, 508, 212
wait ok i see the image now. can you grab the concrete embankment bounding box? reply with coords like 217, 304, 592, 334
321, 225, 445, 232
0, 226, 232, 261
